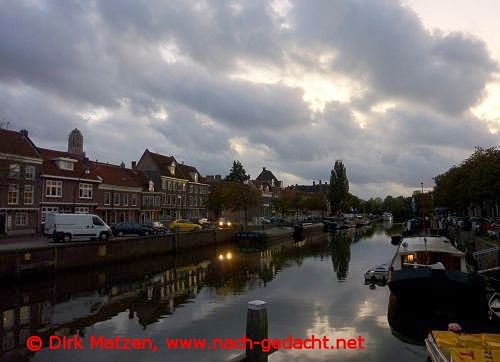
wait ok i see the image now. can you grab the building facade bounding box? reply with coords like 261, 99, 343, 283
38, 147, 101, 222
90, 161, 146, 225
136, 150, 208, 221
0, 129, 43, 235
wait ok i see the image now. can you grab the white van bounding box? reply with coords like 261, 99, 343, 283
44, 213, 111, 242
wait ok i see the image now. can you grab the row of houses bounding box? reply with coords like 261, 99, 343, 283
0, 128, 209, 235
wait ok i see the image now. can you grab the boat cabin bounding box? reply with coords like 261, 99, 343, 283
391, 236, 467, 272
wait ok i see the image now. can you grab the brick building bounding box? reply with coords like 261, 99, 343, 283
0, 129, 43, 235
136, 150, 208, 221
90, 161, 147, 225
38, 147, 101, 221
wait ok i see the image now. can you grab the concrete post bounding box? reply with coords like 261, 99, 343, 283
246, 300, 268, 362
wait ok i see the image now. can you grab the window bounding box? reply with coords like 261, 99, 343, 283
79, 183, 93, 199
131, 194, 137, 206
189, 196, 193, 206
93, 216, 104, 226
162, 179, 167, 190
123, 194, 129, 206
24, 185, 33, 204
25, 166, 35, 180
75, 207, 89, 214
104, 192, 111, 205
189, 184, 193, 193
41, 207, 58, 222
9, 164, 20, 178
45, 180, 62, 197
114, 193, 120, 205
15, 213, 28, 226
8, 185, 18, 204
155, 196, 161, 206
194, 173, 199, 183
58, 159, 74, 171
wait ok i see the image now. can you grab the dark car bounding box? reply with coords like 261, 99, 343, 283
270, 216, 288, 225
112, 222, 154, 237
143, 221, 169, 235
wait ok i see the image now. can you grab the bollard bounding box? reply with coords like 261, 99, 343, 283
246, 300, 268, 362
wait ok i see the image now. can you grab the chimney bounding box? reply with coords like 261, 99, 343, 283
120, 161, 125, 168
20, 129, 28, 138
131, 161, 137, 169
313, 181, 315, 186
319, 180, 322, 185
263, 167, 266, 171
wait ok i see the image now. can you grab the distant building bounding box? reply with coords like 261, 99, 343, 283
0, 128, 43, 235
252, 167, 284, 219
68, 128, 85, 157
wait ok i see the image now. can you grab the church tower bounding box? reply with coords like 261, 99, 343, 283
68, 128, 84, 157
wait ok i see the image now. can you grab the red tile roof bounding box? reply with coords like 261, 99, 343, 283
38, 148, 101, 181
0, 129, 42, 159
90, 161, 148, 188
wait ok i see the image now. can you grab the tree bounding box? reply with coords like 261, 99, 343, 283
224, 182, 261, 227
328, 160, 349, 213
434, 147, 500, 213
225, 160, 250, 183
206, 181, 261, 227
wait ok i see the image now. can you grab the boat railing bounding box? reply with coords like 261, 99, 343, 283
472, 246, 500, 274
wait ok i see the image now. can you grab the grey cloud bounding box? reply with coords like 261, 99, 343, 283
0, 0, 497, 198
290, 0, 497, 115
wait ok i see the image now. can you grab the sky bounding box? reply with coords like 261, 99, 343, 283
0, 0, 499, 199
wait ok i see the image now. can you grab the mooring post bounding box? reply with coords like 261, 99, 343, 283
246, 300, 268, 362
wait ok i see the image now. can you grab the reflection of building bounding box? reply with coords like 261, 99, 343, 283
0, 259, 210, 359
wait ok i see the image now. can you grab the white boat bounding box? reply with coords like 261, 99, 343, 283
387, 236, 484, 305
364, 263, 389, 284
489, 292, 500, 319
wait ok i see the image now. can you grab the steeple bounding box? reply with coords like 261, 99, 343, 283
68, 128, 84, 157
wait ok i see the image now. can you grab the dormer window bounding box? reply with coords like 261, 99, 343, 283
55, 157, 77, 171
194, 173, 198, 183
169, 161, 175, 175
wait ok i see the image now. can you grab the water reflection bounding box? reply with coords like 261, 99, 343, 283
0, 225, 431, 362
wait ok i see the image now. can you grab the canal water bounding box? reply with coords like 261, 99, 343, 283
1, 223, 431, 362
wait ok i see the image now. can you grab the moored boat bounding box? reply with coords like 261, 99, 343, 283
387, 236, 484, 305
382, 212, 393, 222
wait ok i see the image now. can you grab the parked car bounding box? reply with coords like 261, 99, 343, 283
143, 221, 169, 234
45, 213, 111, 242
218, 218, 232, 228
270, 216, 287, 225
112, 222, 154, 237
169, 219, 202, 232
470, 217, 491, 234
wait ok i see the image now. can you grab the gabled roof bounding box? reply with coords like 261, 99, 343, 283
256, 167, 279, 183
90, 161, 148, 189
144, 150, 205, 183
0, 128, 42, 160
38, 147, 101, 181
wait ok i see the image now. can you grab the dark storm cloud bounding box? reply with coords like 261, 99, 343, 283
0, 0, 497, 197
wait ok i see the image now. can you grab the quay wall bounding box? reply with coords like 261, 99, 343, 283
0, 229, 236, 280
